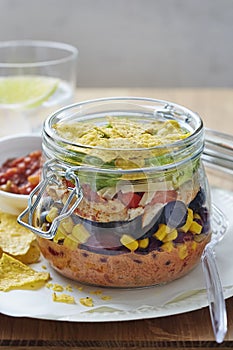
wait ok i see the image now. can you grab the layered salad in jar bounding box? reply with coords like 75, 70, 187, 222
35, 115, 211, 288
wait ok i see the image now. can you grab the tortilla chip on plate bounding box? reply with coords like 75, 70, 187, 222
0, 253, 50, 292
14, 240, 41, 264
0, 211, 40, 263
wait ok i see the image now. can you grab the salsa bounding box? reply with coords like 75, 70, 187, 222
0, 150, 42, 195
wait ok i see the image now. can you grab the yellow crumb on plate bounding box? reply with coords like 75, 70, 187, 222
76, 286, 84, 291
101, 295, 112, 301
51, 283, 64, 292
79, 297, 94, 307
65, 284, 73, 292
52, 292, 75, 304
90, 290, 102, 295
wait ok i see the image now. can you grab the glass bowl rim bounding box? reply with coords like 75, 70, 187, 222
0, 40, 78, 68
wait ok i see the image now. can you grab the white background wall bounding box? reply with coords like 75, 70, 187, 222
0, 0, 232, 87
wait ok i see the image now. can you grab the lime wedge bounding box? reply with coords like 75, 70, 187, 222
0, 75, 59, 108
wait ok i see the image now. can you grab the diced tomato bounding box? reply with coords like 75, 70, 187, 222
150, 190, 177, 205
65, 179, 75, 189
117, 191, 142, 209
0, 150, 42, 195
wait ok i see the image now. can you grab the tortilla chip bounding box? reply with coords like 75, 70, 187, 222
0, 211, 40, 263
0, 253, 50, 292
14, 240, 41, 264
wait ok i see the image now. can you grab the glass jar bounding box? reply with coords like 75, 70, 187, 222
18, 97, 212, 288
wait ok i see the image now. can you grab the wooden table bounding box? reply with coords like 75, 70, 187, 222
1, 88, 233, 349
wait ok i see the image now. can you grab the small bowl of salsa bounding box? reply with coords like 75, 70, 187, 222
0, 134, 42, 215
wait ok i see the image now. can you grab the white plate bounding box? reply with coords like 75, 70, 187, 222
0, 188, 233, 322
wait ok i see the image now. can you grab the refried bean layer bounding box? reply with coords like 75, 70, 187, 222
37, 235, 210, 288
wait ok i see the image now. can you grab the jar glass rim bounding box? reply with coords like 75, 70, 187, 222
43, 96, 203, 151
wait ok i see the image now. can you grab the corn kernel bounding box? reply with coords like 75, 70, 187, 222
120, 234, 139, 251
194, 233, 206, 243
60, 217, 74, 234
71, 224, 90, 243
63, 235, 78, 250
163, 229, 178, 242
192, 241, 197, 250
189, 221, 202, 234
56, 223, 68, 235
193, 213, 201, 220
46, 207, 59, 223
180, 208, 193, 233
138, 238, 149, 249
153, 224, 171, 241
161, 241, 173, 252
178, 244, 188, 259
53, 229, 66, 243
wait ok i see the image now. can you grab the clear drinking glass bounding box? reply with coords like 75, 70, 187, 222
0, 40, 78, 135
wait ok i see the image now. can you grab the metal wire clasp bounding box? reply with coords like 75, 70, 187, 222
17, 159, 83, 239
